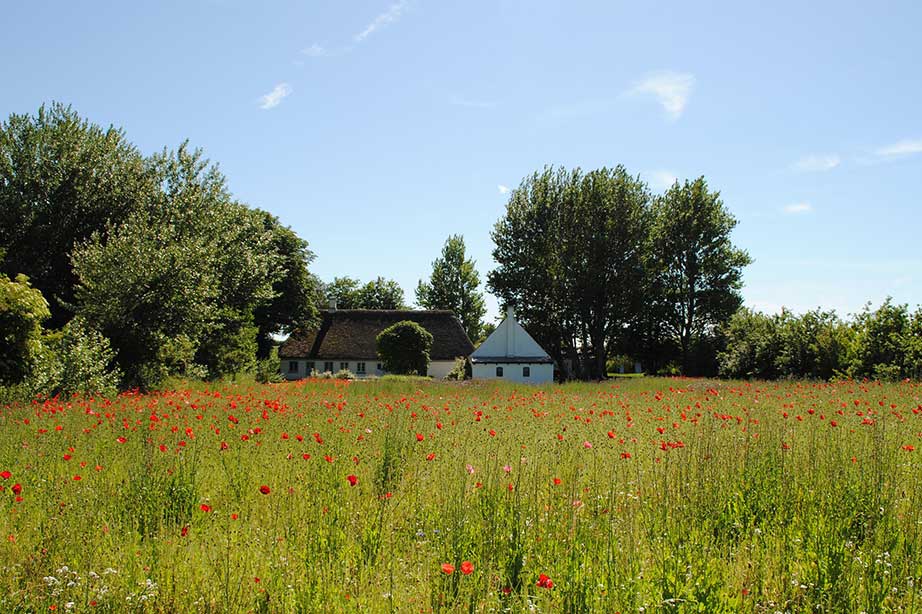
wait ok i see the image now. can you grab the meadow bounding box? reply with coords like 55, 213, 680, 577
1, 377, 921, 613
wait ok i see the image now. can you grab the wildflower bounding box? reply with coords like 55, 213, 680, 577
553, 477, 562, 485
347, 474, 358, 486
466, 464, 475, 475
460, 561, 474, 575
11, 483, 21, 495
503, 465, 512, 473
259, 485, 271, 495
0, 471, 10, 479
200, 504, 211, 513
582, 441, 593, 449
441, 563, 455, 574
416, 433, 424, 442
426, 453, 436, 461
536, 573, 554, 588
116, 437, 127, 444
72, 475, 82, 481
180, 525, 189, 537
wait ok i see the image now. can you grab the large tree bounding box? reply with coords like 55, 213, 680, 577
488, 166, 651, 379
416, 235, 486, 341
648, 177, 751, 373
324, 276, 407, 310
0, 103, 154, 327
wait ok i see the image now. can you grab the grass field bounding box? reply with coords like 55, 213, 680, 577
1, 377, 921, 612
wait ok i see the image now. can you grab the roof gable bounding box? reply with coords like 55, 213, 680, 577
279, 310, 474, 361
471, 307, 551, 362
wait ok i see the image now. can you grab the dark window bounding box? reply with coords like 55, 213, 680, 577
523, 366, 530, 377
376, 363, 383, 371
340, 362, 349, 371
356, 362, 366, 374
496, 366, 504, 377
324, 361, 334, 373
288, 361, 298, 373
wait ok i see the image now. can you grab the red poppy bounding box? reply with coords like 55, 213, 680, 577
181, 525, 189, 537
347, 474, 358, 486
460, 561, 474, 575
72, 475, 82, 481
116, 437, 127, 444
11, 483, 22, 496
441, 563, 455, 574
0, 471, 10, 480
259, 485, 271, 495
63, 454, 71, 461
553, 477, 562, 485
220, 441, 229, 451
536, 573, 554, 589
426, 453, 436, 461
416, 433, 424, 442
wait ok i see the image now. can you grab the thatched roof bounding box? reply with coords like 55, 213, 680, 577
279, 310, 474, 361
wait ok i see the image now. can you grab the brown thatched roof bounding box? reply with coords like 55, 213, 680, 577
279, 310, 474, 361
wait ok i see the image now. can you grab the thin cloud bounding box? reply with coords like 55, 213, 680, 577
783, 202, 813, 215
793, 154, 840, 172
498, 185, 510, 195
450, 96, 497, 109
302, 43, 330, 57
647, 170, 678, 191
629, 71, 695, 120
259, 83, 292, 110
875, 139, 922, 158
354, 1, 408, 43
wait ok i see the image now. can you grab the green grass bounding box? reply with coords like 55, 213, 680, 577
1, 377, 920, 612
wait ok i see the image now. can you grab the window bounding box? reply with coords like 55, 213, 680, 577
356, 362, 366, 374
324, 361, 334, 373
306, 362, 315, 374
496, 366, 504, 377
523, 366, 530, 378
340, 362, 349, 371
376, 363, 383, 371
288, 361, 299, 374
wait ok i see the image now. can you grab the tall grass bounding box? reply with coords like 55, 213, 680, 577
0, 377, 920, 612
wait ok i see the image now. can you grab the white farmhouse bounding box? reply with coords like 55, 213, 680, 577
471, 307, 554, 383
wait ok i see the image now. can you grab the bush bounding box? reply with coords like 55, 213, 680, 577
334, 368, 356, 380
444, 357, 470, 381
376, 321, 433, 376
0, 273, 50, 385
255, 347, 283, 384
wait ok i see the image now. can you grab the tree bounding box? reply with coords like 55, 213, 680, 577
416, 235, 486, 341
0, 273, 50, 385
648, 178, 751, 373
376, 320, 433, 375
0, 103, 154, 327
488, 166, 651, 379
324, 276, 406, 310
72, 145, 279, 388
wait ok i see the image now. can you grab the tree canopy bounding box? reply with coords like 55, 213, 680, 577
416, 234, 485, 341
376, 320, 433, 375
324, 276, 407, 310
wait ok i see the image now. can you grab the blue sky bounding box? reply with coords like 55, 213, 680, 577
3, 1, 920, 321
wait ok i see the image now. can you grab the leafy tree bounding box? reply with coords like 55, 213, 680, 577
72, 145, 279, 388
0, 103, 153, 327
376, 320, 433, 375
648, 178, 751, 373
488, 165, 651, 379
0, 273, 50, 385
717, 308, 782, 379
252, 211, 321, 358
40, 317, 121, 397
325, 276, 406, 310
416, 235, 486, 341
852, 298, 911, 380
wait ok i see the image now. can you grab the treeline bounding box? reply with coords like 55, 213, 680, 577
719, 300, 922, 381
1, 104, 321, 396
489, 166, 751, 379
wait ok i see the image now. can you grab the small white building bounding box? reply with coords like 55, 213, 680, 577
471, 307, 554, 383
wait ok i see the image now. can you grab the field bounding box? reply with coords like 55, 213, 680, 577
1, 377, 921, 613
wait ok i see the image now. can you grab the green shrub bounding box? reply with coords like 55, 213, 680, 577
376, 320, 433, 376
255, 347, 283, 384
444, 357, 470, 381
0, 273, 50, 385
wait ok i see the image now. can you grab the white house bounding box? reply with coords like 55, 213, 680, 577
278, 308, 474, 380
470, 307, 554, 383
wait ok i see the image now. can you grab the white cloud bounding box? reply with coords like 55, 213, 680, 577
259, 83, 292, 110
354, 1, 408, 43
793, 154, 840, 172
498, 185, 510, 195
647, 170, 678, 191
783, 202, 813, 215
629, 71, 695, 120
302, 43, 329, 57
874, 139, 922, 158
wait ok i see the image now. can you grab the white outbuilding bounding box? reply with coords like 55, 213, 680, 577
471, 307, 554, 383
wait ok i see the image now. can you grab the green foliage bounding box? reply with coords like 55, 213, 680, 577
416, 235, 486, 341
255, 347, 283, 384
444, 356, 471, 381
488, 165, 652, 379
325, 276, 407, 310
0, 273, 50, 385
376, 320, 433, 375
0, 103, 154, 328
648, 177, 752, 374
196, 317, 259, 380
334, 368, 356, 380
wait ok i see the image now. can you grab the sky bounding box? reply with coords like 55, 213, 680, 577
2, 1, 921, 322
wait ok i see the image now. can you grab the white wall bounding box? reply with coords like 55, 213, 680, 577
282, 359, 456, 380
427, 360, 457, 380
472, 363, 553, 384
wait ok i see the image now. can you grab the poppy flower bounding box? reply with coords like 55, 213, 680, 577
426, 453, 436, 461
181, 525, 189, 537
347, 474, 358, 486
116, 437, 127, 444
441, 563, 455, 574
553, 477, 562, 485
0, 471, 10, 480
460, 561, 474, 575
416, 433, 424, 442
200, 504, 212, 512
259, 485, 271, 495
536, 573, 554, 588
11, 483, 22, 496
